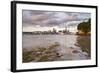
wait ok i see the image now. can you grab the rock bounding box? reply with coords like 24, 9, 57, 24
72, 50, 80, 53
83, 52, 88, 56
74, 43, 79, 46
70, 47, 74, 49
56, 53, 62, 57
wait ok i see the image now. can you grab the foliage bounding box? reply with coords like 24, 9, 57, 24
77, 19, 91, 34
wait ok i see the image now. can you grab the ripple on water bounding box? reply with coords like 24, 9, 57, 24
23, 34, 90, 61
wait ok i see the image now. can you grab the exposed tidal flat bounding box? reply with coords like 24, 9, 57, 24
22, 34, 91, 63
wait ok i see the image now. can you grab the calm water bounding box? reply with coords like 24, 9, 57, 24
23, 34, 90, 60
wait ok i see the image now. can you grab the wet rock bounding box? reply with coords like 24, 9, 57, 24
56, 53, 62, 57
72, 50, 80, 54
83, 52, 88, 56
37, 51, 41, 54
70, 47, 74, 49
74, 43, 79, 47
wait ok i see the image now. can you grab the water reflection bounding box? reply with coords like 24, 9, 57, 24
76, 35, 91, 57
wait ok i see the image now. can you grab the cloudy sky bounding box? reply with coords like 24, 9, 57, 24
22, 10, 91, 32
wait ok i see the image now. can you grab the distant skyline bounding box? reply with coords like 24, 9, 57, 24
22, 10, 91, 33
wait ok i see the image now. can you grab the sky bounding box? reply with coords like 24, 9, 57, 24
22, 10, 91, 33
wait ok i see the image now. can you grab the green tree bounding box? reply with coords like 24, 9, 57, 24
77, 19, 91, 34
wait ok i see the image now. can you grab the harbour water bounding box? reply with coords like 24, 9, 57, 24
22, 34, 90, 61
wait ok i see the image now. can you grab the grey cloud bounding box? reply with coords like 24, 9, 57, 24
22, 10, 91, 27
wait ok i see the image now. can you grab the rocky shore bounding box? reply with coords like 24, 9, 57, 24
23, 42, 62, 63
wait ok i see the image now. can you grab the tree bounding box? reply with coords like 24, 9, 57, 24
77, 19, 91, 34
